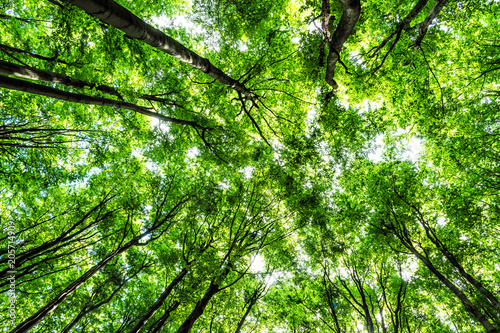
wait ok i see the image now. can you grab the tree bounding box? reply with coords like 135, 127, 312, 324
1, 0, 499, 332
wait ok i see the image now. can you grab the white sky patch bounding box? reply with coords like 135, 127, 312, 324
308, 20, 321, 34
359, 99, 382, 114
401, 136, 422, 161
368, 133, 423, 163
401, 257, 419, 281
306, 106, 319, 132
238, 41, 248, 51
436, 217, 446, 226
151, 117, 171, 136
145, 161, 159, 172
368, 134, 385, 162
219, 181, 230, 189
187, 147, 199, 158
272, 141, 285, 165
250, 253, 266, 273
242, 166, 254, 179
459, 234, 470, 242
87, 167, 101, 177
152, 14, 203, 35
291, 36, 301, 44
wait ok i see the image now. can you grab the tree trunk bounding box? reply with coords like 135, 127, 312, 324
414, 0, 449, 49
423, 225, 500, 316
0, 59, 183, 105
149, 301, 181, 333
325, 0, 361, 90
0, 43, 82, 67
413, 251, 498, 333
62, 0, 250, 95
234, 299, 256, 333
0, 59, 122, 98
390, 224, 498, 333
9, 244, 134, 333
127, 268, 188, 333
0, 75, 207, 130
175, 282, 220, 333
0, 197, 114, 275
10, 198, 187, 333
234, 287, 263, 333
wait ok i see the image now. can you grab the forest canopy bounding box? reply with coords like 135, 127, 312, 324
1, 0, 499, 332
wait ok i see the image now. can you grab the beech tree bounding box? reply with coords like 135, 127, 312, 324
1, 0, 499, 332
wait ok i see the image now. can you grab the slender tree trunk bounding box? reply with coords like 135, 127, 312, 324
390, 224, 498, 333
149, 301, 181, 333
0, 43, 82, 67
234, 299, 257, 333
414, 0, 449, 49
62, 0, 250, 95
127, 268, 188, 333
0, 75, 207, 130
175, 282, 220, 333
325, 0, 361, 90
10, 243, 134, 333
61, 263, 146, 333
234, 287, 263, 333
0, 197, 114, 271
0, 59, 181, 105
61, 308, 88, 333
0, 59, 121, 98
10, 198, 187, 333
423, 225, 500, 315
413, 251, 497, 333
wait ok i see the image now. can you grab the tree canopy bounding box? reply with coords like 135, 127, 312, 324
1, 0, 499, 332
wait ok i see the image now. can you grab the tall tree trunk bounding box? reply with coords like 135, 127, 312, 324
0, 43, 82, 67
414, 0, 449, 49
0, 59, 182, 105
10, 243, 135, 333
61, 264, 143, 333
0, 196, 114, 276
423, 224, 500, 315
389, 219, 498, 333
0, 59, 122, 98
325, 0, 361, 90
149, 301, 181, 333
0, 75, 207, 130
412, 250, 497, 333
234, 298, 257, 333
175, 282, 220, 333
127, 268, 188, 333
175, 267, 231, 333
62, 0, 251, 96
10, 198, 187, 333
234, 286, 264, 333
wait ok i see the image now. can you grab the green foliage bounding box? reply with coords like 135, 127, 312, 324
0, 0, 499, 332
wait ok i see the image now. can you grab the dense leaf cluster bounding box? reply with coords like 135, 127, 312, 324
0, 0, 499, 332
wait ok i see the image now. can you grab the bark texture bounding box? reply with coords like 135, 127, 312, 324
422, 223, 500, 315
388, 215, 498, 333
62, 0, 250, 95
325, 0, 361, 90
234, 285, 265, 333
414, 0, 449, 49
10, 246, 133, 333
